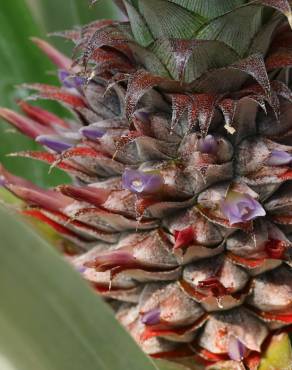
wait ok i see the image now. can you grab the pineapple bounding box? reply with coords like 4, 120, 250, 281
1, 0, 292, 368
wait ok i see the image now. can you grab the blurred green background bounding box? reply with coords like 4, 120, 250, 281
0, 0, 116, 187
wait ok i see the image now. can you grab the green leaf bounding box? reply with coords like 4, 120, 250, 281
250, 12, 282, 55
196, 5, 263, 56
151, 39, 239, 82
0, 188, 23, 206
138, 0, 205, 39
123, 0, 154, 47
167, 0, 245, 19
259, 333, 292, 370
130, 43, 171, 77
0, 205, 158, 370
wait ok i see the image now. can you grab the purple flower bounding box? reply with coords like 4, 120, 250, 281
80, 126, 107, 140
228, 336, 247, 361
141, 308, 161, 326
36, 135, 73, 153
221, 191, 266, 225
266, 150, 292, 166
58, 70, 85, 89
198, 135, 218, 154
0, 176, 6, 187
74, 75, 86, 86
122, 169, 164, 195
59, 70, 71, 88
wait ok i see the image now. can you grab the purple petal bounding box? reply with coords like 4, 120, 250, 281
141, 308, 161, 325
122, 169, 164, 194
58, 70, 85, 89
80, 126, 107, 140
198, 135, 218, 154
221, 191, 266, 225
58, 70, 73, 88
74, 75, 86, 87
0, 176, 6, 187
228, 336, 247, 361
36, 135, 73, 153
266, 150, 292, 166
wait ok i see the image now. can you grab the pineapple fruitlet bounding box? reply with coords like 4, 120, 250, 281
1, 0, 292, 369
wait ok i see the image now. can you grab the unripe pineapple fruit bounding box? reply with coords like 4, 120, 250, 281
1, 1, 292, 368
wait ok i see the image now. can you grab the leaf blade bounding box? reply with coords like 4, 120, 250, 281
138, 0, 205, 39
167, 0, 245, 19
123, 0, 154, 46
196, 5, 263, 56
0, 205, 158, 370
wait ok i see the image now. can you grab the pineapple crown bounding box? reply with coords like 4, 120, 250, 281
0, 1, 292, 369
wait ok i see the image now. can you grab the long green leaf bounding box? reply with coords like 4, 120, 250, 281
0, 205, 158, 370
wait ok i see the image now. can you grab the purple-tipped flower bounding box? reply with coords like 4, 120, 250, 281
228, 336, 247, 361
74, 75, 86, 86
122, 169, 164, 195
80, 126, 107, 140
221, 191, 266, 225
59, 70, 72, 88
59, 70, 85, 89
266, 150, 292, 166
141, 308, 161, 326
36, 135, 73, 153
198, 135, 218, 154
0, 176, 6, 187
